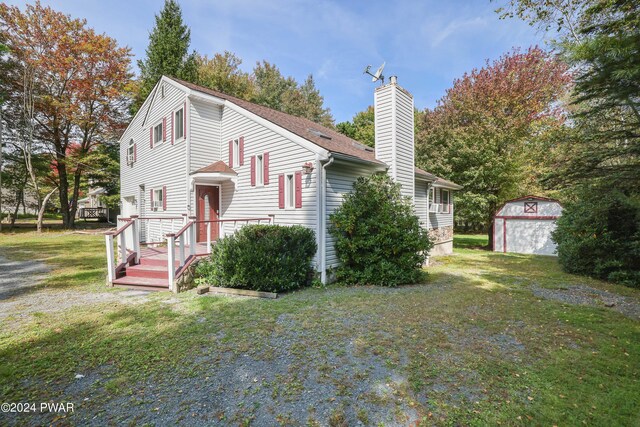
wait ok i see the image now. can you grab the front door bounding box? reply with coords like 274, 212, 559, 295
196, 186, 220, 242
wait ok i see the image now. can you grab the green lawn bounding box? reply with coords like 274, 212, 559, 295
0, 232, 639, 425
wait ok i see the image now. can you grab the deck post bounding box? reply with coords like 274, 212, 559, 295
131, 215, 140, 263
105, 234, 115, 284
167, 234, 176, 292
119, 232, 127, 265
190, 223, 197, 256
179, 234, 186, 266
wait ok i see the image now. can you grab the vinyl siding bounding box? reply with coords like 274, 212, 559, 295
215, 106, 318, 237
119, 80, 188, 243
189, 99, 222, 172
414, 181, 429, 228
429, 187, 454, 228
325, 162, 377, 268
374, 82, 414, 200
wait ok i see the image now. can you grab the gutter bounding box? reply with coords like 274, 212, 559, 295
319, 153, 334, 284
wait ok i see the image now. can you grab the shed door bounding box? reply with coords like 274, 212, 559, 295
505, 219, 557, 255
196, 186, 219, 243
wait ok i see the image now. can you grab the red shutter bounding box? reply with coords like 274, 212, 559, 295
183, 101, 187, 139
250, 156, 256, 186
295, 171, 303, 208
162, 186, 167, 211
150, 127, 153, 148
263, 152, 270, 185
133, 143, 137, 162
162, 117, 167, 141
239, 136, 244, 166
171, 113, 174, 145
150, 189, 154, 209
228, 140, 233, 167
278, 174, 285, 209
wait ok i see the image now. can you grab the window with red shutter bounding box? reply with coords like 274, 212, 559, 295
278, 174, 285, 209
162, 186, 167, 211
263, 152, 270, 185
295, 171, 303, 208
162, 117, 167, 141
250, 156, 256, 186
171, 113, 174, 145
228, 140, 233, 166
239, 136, 244, 166
150, 189, 154, 208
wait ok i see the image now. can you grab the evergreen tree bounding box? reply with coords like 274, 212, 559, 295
135, 0, 196, 112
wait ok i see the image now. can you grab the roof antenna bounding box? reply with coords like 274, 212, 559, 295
363, 62, 385, 85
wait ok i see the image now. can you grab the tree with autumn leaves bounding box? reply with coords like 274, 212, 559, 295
0, 1, 133, 228
416, 47, 571, 244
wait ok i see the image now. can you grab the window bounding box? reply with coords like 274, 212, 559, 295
429, 188, 437, 212
153, 188, 163, 210
127, 139, 135, 164
441, 189, 450, 213
233, 139, 240, 167
286, 174, 294, 208
256, 154, 264, 185
174, 108, 184, 140
524, 201, 538, 213
153, 122, 163, 144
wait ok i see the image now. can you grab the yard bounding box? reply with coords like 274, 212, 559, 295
0, 232, 639, 426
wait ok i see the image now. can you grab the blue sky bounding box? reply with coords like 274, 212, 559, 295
9, 0, 546, 123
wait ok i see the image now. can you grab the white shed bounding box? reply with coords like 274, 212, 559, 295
493, 196, 563, 256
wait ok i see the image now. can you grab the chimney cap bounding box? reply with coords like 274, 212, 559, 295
389, 75, 398, 84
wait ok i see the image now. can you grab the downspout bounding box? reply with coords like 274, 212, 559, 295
185, 97, 192, 215
319, 154, 334, 284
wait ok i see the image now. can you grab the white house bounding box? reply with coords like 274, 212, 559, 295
493, 195, 563, 256
107, 75, 461, 291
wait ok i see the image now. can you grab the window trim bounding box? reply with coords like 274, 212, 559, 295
174, 106, 185, 142
441, 189, 450, 214
127, 139, 135, 165
256, 154, 264, 186
233, 139, 240, 167
152, 188, 164, 211
153, 121, 164, 145
285, 173, 294, 209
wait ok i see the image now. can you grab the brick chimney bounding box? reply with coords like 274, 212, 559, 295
374, 76, 415, 200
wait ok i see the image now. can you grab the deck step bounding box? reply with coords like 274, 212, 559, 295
138, 257, 181, 267
125, 264, 169, 279
112, 276, 169, 290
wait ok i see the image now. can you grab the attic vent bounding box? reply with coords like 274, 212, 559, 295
308, 128, 332, 140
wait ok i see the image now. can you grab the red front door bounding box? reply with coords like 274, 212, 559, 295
196, 186, 219, 242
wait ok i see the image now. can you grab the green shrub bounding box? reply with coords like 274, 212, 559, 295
552, 189, 640, 287
195, 224, 317, 293
329, 173, 433, 286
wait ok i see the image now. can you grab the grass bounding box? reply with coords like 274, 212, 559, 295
0, 232, 639, 425
0, 229, 112, 293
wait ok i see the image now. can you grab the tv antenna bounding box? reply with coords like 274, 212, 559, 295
363, 62, 385, 84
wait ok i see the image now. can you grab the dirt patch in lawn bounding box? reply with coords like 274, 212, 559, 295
532, 285, 640, 320
0, 254, 150, 328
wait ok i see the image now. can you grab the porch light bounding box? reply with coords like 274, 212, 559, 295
302, 162, 314, 175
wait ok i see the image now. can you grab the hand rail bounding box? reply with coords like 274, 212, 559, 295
105, 219, 133, 236
172, 220, 195, 239
192, 217, 273, 224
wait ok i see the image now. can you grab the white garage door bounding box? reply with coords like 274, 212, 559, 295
505, 219, 557, 256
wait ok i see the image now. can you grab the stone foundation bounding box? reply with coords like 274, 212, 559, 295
175, 258, 201, 292
428, 226, 454, 256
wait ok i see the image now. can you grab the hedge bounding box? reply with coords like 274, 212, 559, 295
195, 224, 317, 293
